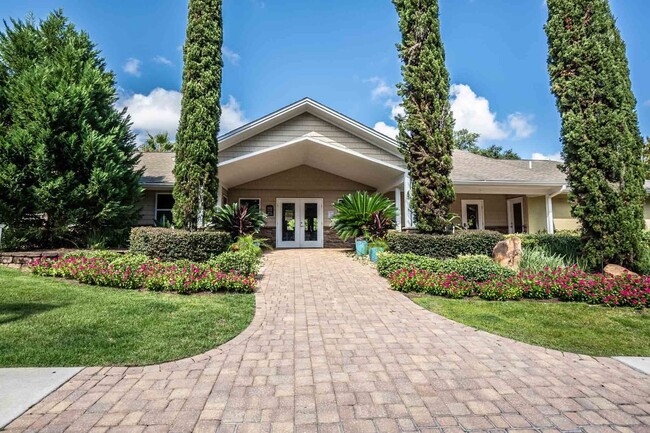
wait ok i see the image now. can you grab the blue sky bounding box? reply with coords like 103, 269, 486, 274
2, 0, 649, 160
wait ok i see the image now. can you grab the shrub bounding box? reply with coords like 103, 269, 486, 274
63, 250, 125, 262
208, 250, 261, 276
519, 247, 568, 273
386, 231, 504, 259
388, 269, 473, 298
229, 234, 269, 257
129, 227, 230, 262
212, 204, 267, 240
29, 254, 256, 293
477, 280, 523, 301
439, 255, 516, 282
331, 192, 397, 241
387, 264, 650, 308
376, 253, 442, 277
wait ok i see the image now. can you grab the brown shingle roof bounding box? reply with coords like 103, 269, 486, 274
136, 149, 650, 191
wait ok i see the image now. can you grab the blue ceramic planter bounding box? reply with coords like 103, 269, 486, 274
355, 239, 368, 256
369, 247, 385, 262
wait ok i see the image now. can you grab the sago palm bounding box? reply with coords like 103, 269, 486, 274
331, 192, 397, 241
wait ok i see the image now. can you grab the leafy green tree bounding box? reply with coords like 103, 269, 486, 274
453, 129, 480, 153
173, 0, 223, 230
393, 0, 455, 233
141, 132, 174, 152
546, 0, 647, 269
643, 137, 650, 179
0, 11, 142, 249
453, 129, 520, 160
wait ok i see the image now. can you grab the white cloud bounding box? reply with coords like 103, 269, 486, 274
123, 58, 142, 77
508, 113, 535, 139
450, 84, 509, 140
373, 121, 399, 139
367, 77, 393, 100
153, 56, 173, 66
390, 103, 405, 120
220, 95, 249, 133
117, 88, 181, 142
531, 151, 563, 161
223, 46, 241, 65
117, 89, 248, 143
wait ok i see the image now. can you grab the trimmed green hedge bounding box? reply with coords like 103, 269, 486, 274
377, 253, 515, 282
438, 255, 516, 281
376, 253, 441, 277
208, 250, 261, 276
385, 231, 504, 259
129, 227, 231, 262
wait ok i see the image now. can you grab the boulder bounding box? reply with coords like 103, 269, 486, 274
604, 264, 638, 278
492, 237, 522, 271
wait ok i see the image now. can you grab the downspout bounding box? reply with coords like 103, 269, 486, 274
545, 185, 566, 234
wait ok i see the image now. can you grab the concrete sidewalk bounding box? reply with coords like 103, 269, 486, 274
0, 367, 82, 428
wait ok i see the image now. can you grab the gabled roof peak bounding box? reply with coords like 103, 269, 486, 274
218, 97, 402, 157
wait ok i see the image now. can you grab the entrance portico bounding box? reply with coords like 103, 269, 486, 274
217, 136, 408, 248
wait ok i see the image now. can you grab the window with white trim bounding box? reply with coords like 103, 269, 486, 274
155, 193, 174, 224
239, 198, 261, 210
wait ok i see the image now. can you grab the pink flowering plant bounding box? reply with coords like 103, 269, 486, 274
388, 265, 650, 308
29, 253, 256, 294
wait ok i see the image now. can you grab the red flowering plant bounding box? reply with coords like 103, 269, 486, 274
29, 254, 256, 294
477, 278, 523, 301
388, 269, 474, 299
387, 263, 649, 308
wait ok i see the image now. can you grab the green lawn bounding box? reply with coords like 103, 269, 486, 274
0, 266, 255, 367
412, 295, 650, 357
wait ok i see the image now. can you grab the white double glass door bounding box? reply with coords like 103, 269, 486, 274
276, 198, 323, 248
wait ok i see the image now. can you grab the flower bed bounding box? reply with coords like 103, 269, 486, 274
389, 266, 650, 308
30, 255, 256, 294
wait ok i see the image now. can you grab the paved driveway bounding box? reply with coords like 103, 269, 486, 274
5, 250, 650, 433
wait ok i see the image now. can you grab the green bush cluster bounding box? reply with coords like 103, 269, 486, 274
377, 253, 515, 282
376, 253, 441, 277
129, 228, 230, 262
385, 231, 504, 259
208, 251, 261, 276
439, 255, 516, 282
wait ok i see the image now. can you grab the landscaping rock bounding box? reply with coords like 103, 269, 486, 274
604, 264, 638, 277
492, 237, 522, 271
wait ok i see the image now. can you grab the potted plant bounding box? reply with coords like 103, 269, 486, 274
368, 239, 388, 262
356, 231, 369, 256
331, 192, 397, 256
367, 209, 394, 262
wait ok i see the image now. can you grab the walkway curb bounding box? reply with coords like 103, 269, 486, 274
0, 367, 83, 428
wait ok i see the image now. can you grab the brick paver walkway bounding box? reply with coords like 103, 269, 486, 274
5, 250, 650, 433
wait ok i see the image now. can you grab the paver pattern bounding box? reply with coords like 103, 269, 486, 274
5, 249, 650, 433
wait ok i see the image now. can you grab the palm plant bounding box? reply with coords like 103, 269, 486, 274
331, 192, 397, 241
212, 204, 266, 240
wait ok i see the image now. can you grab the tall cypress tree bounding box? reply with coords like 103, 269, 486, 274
173, 0, 223, 230
546, 0, 647, 270
393, 0, 455, 233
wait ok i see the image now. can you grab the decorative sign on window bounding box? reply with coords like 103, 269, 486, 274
266, 205, 274, 216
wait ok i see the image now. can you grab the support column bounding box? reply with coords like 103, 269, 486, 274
545, 194, 554, 234
395, 187, 402, 231
217, 185, 223, 208
404, 173, 413, 228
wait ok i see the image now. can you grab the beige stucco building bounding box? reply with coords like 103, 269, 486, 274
137, 98, 650, 248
